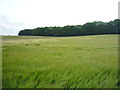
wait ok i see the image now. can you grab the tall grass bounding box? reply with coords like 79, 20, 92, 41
2, 35, 118, 88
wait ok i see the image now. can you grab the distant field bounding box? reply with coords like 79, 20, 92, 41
2, 35, 118, 88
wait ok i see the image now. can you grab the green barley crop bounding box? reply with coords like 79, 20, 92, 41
2, 34, 118, 88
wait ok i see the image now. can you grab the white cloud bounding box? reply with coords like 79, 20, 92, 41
0, 15, 29, 35
0, 0, 119, 35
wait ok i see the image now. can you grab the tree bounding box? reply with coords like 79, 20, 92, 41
18, 19, 120, 36
18, 29, 32, 36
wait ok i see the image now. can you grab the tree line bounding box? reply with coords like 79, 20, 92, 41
18, 19, 120, 36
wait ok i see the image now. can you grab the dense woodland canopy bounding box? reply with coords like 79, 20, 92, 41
18, 19, 120, 36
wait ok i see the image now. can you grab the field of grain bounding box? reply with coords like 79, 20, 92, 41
2, 35, 118, 88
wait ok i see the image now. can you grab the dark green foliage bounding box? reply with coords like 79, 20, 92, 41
18, 29, 32, 36
18, 19, 120, 36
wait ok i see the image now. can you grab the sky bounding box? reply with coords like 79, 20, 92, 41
0, 0, 119, 35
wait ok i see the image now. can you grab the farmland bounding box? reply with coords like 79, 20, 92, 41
2, 34, 118, 88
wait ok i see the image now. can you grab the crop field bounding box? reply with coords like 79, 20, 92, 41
2, 35, 118, 88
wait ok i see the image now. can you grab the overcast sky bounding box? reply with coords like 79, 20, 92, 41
0, 0, 119, 35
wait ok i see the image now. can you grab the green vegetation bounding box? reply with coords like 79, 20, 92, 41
18, 19, 120, 36
2, 35, 118, 88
